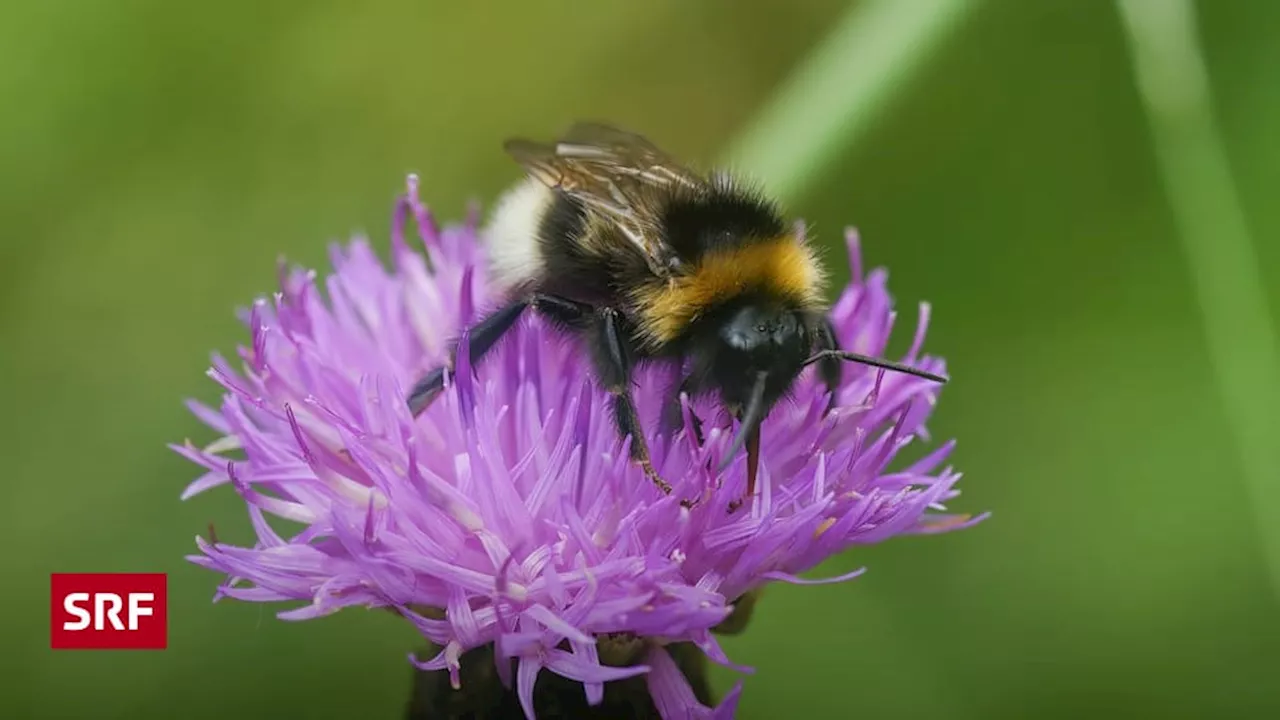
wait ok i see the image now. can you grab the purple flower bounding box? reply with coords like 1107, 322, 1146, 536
175, 175, 983, 719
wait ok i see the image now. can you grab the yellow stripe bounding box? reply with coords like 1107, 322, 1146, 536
635, 235, 825, 345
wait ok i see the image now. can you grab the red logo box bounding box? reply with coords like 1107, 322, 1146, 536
50, 573, 168, 650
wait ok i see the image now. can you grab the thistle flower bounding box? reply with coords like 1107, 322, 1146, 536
175, 175, 983, 719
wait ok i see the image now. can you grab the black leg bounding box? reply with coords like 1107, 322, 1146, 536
660, 374, 706, 447
815, 317, 843, 411
407, 294, 592, 416
408, 296, 678, 501
531, 294, 596, 328
592, 308, 672, 496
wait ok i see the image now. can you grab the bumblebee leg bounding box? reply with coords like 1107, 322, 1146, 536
407, 299, 530, 415
593, 307, 672, 497
815, 317, 843, 412
407, 294, 592, 416
530, 293, 595, 331
660, 375, 706, 447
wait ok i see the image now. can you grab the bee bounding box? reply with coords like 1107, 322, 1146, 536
407, 122, 947, 511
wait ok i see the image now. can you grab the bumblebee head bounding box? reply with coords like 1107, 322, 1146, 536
684, 296, 813, 423
671, 295, 814, 484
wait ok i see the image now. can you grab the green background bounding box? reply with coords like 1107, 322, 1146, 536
4, 1, 1278, 717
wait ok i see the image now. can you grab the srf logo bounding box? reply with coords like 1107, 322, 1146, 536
50, 573, 168, 650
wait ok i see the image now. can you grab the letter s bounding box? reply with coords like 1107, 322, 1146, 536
63, 592, 91, 631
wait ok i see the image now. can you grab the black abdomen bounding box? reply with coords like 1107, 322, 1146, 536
533, 190, 646, 306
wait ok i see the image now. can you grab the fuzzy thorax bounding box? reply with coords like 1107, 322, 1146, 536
631, 234, 827, 347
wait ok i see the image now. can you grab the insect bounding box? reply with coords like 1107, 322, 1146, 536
406, 122, 947, 511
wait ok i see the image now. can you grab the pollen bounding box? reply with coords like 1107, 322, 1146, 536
814, 516, 838, 538
922, 514, 974, 532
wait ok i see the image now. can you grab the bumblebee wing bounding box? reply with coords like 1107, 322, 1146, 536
504, 123, 704, 277
559, 122, 705, 190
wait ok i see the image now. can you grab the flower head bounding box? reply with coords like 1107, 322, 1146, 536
175, 175, 982, 718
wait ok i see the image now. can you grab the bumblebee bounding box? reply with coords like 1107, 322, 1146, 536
407, 122, 946, 510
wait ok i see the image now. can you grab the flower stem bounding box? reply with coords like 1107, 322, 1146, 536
404, 642, 711, 719
721, 0, 980, 203
1117, 0, 1280, 598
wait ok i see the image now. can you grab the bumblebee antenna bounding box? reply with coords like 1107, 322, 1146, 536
802, 350, 949, 384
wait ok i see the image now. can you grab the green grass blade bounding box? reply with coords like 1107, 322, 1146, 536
722, 0, 980, 202
1118, 0, 1280, 597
